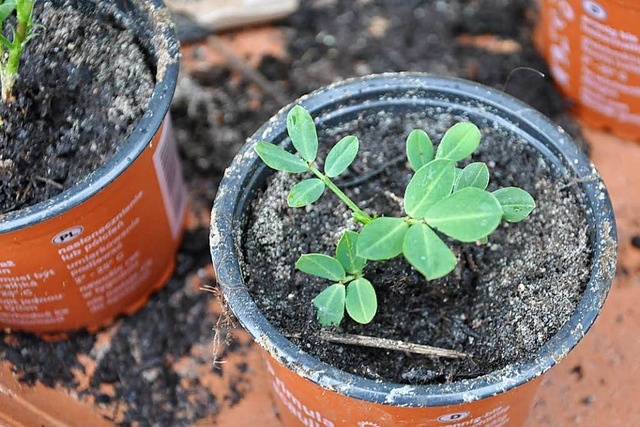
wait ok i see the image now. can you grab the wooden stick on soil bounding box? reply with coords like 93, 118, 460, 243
35, 176, 63, 190
287, 332, 469, 359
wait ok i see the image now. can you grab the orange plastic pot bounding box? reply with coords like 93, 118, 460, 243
536, 0, 640, 140
210, 74, 617, 426
0, 0, 185, 335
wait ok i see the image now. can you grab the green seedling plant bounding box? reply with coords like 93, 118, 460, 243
0, 0, 37, 102
255, 105, 535, 327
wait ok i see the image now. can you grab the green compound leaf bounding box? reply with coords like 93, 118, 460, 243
357, 217, 409, 260
287, 178, 325, 207
403, 223, 457, 280
425, 188, 503, 242
406, 129, 434, 171
296, 254, 346, 281
336, 231, 366, 274
435, 122, 481, 162
254, 142, 308, 173
325, 135, 359, 178
404, 159, 455, 219
454, 162, 489, 191
492, 187, 536, 222
345, 278, 377, 324
313, 284, 345, 326
287, 105, 318, 162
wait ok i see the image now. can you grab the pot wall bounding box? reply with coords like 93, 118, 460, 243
264, 351, 541, 427
0, 118, 186, 334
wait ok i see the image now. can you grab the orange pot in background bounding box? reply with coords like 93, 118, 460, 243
0, 0, 184, 335
536, 0, 640, 140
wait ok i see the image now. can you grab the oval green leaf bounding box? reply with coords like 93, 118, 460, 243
435, 122, 481, 162
296, 254, 346, 281
425, 188, 502, 242
313, 284, 345, 326
325, 135, 359, 178
404, 159, 455, 218
254, 141, 308, 173
288, 178, 326, 207
287, 105, 318, 162
493, 187, 536, 222
336, 231, 366, 274
403, 224, 457, 280
357, 217, 409, 260
345, 278, 377, 324
454, 162, 489, 191
406, 129, 434, 171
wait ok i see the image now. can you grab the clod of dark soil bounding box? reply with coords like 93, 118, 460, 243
631, 236, 640, 249
0, 1, 154, 214
243, 109, 593, 384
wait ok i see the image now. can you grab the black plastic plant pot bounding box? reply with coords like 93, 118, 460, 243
0, 0, 186, 335
210, 73, 617, 426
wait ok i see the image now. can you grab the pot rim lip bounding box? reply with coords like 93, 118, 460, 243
210, 72, 618, 407
0, 0, 180, 233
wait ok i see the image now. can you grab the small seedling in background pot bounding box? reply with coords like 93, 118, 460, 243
0, 0, 38, 102
255, 105, 536, 327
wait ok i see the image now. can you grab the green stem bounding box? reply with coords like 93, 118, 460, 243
1, 1, 34, 102
308, 164, 372, 224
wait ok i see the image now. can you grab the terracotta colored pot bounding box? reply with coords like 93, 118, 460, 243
536, 0, 640, 140
0, 0, 185, 335
210, 73, 617, 426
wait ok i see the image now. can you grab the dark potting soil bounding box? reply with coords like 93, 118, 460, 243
0, 0, 594, 424
242, 109, 593, 384
0, 1, 154, 214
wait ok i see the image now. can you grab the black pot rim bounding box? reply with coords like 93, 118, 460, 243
0, 0, 180, 233
210, 73, 618, 407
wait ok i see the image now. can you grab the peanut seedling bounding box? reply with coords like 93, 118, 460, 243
255, 105, 535, 326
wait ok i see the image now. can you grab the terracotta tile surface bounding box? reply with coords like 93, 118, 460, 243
181, 26, 287, 70
0, 363, 113, 427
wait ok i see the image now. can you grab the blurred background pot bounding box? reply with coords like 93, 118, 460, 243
0, 0, 185, 335
536, 0, 640, 140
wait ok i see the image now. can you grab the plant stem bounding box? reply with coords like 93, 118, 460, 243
1, 1, 34, 102
309, 164, 372, 224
